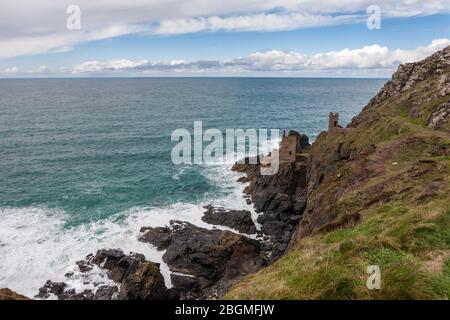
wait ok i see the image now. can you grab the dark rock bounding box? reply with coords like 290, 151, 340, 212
232, 153, 309, 259
37, 249, 178, 300
76, 259, 93, 273
63, 289, 94, 300
91, 249, 125, 271
163, 221, 264, 281
36, 280, 67, 299
171, 274, 202, 292
152, 220, 266, 298
202, 205, 256, 234
138, 226, 173, 250
116, 259, 175, 300
94, 286, 118, 300
288, 130, 310, 151
237, 176, 248, 183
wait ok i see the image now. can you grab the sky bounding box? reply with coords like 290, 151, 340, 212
0, 0, 449, 78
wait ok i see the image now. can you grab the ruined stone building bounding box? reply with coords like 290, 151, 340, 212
279, 130, 310, 164
328, 112, 347, 134
279, 130, 297, 163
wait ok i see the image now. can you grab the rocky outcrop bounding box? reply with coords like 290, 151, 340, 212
138, 220, 265, 298
0, 288, 29, 300
233, 47, 450, 246
201, 205, 256, 234
232, 146, 309, 259
428, 102, 450, 131
139, 226, 173, 250
36, 249, 178, 300
226, 46, 450, 300
350, 45, 450, 128
293, 46, 450, 241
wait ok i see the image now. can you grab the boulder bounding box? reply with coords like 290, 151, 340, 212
138, 226, 173, 250
428, 102, 449, 131
202, 205, 256, 234
139, 220, 265, 297
36, 249, 178, 300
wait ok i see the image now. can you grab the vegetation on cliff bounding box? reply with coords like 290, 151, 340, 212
0, 288, 29, 300
227, 46, 450, 299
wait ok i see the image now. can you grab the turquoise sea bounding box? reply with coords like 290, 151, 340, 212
0, 78, 385, 296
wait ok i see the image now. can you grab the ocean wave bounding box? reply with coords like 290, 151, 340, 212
0, 205, 170, 297
0, 163, 253, 297
0, 136, 277, 297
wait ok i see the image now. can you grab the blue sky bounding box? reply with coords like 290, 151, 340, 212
1, 1, 449, 77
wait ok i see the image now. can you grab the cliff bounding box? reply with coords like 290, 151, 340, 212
19, 47, 449, 301
226, 46, 450, 299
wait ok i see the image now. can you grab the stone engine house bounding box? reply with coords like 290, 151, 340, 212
279, 130, 297, 163
328, 112, 347, 134
279, 130, 310, 164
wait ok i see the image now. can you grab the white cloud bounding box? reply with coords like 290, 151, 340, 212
3, 67, 19, 74
72, 59, 151, 73
0, 24, 144, 59
31, 65, 50, 73
2, 39, 449, 77
1, 65, 49, 76
154, 12, 359, 35
0, 1, 449, 58
390, 38, 450, 63
64, 38, 450, 76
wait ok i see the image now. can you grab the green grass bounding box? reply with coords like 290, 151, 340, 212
408, 210, 450, 251
426, 258, 450, 299
226, 75, 450, 300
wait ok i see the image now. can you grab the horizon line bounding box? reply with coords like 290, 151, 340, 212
0, 76, 390, 80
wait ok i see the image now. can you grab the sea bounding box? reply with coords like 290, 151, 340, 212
0, 78, 385, 296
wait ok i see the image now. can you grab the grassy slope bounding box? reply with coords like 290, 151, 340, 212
0, 288, 29, 300
226, 64, 450, 300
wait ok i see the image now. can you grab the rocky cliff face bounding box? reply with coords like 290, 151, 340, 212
351, 47, 450, 128
294, 45, 450, 241
232, 153, 309, 259
227, 46, 450, 299
20, 46, 450, 301
232, 45, 449, 251
139, 220, 265, 299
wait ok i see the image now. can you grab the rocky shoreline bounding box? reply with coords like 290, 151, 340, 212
26, 143, 312, 300
30, 132, 309, 300
30, 188, 302, 300
8, 126, 312, 300
2, 45, 448, 300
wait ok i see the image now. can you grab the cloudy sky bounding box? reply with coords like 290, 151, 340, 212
1, 0, 449, 77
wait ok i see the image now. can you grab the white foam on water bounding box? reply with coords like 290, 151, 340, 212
64, 263, 117, 295
0, 177, 251, 298
0, 206, 169, 297
0, 136, 280, 298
